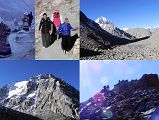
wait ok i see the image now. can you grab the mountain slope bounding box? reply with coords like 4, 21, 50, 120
95, 16, 135, 39
0, 105, 41, 120
80, 11, 135, 58
125, 28, 152, 38
0, 74, 79, 120
80, 74, 159, 120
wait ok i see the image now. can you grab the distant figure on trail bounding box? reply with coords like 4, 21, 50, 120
51, 8, 62, 40
0, 17, 12, 58
58, 18, 78, 54
22, 12, 29, 31
39, 13, 53, 48
13, 18, 19, 32
28, 11, 33, 27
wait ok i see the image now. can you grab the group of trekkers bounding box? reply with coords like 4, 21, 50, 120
39, 8, 78, 54
13, 11, 33, 32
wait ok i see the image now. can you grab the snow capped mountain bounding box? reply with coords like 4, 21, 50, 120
95, 16, 135, 39
0, 74, 79, 120
95, 16, 112, 24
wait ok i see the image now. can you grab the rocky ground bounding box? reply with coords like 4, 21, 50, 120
80, 74, 159, 120
83, 32, 159, 60
35, 0, 79, 60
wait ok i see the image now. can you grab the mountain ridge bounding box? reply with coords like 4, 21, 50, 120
80, 74, 159, 120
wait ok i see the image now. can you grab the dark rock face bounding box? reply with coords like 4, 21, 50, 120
80, 74, 159, 120
0, 106, 41, 120
0, 74, 79, 120
0, 22, 12, 58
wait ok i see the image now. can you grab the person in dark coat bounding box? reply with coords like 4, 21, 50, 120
22, 12, 29, 31
28, 11, 33, 27
39, 13, 53, 48
0, 18, 11, 58
58, 18, 78, 54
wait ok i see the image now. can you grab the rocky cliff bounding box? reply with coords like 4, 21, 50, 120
0, 74, 79, 120
80, 74, 159, 120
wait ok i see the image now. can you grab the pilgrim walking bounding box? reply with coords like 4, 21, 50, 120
39, 13, 53, 48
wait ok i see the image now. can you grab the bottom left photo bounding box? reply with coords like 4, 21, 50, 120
0, 60, 79, 120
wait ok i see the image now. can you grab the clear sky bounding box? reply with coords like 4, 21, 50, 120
0, 60, 79, 90
81, 0, 159, 29
80, 60, 159, 102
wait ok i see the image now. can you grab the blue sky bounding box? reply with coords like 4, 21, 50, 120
81, 0, 159, 29
80, 60, 159, 102
0, 60, 79, 90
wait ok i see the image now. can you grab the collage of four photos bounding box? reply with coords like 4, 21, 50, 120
0, 0, 159, 120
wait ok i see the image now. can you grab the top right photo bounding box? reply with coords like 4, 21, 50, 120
80, 0, 159, 60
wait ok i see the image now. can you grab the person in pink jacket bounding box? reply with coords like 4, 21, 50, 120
51, 8, 62, 40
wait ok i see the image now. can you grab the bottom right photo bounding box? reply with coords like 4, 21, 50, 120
80, 60, 159, 120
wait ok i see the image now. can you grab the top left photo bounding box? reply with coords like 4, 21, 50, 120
0, 0, 35, 60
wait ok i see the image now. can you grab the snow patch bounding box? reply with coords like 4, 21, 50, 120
86, 102, 91, 106
123, 28, 129, 31
7, 81, 28, 98
141, 108, 156, 115
95, 16, 111, 24
27, 92, 35, 98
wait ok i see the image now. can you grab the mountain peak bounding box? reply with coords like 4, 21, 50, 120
95, 16, 111, 24
31, 73, 55, 80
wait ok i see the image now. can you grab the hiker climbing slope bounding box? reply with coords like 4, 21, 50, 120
58, 18, 78, 54
0, 17, 11, 58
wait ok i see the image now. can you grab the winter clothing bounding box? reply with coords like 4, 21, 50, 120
61, 35, 71, 53
58, 22, 74, 53
0, 23, 11, 57
39, 17, 52, 33
22, 15, 29, 31
39, 17, 53, 48
60, 34, 79, 53
58, 23, 73, 36
28, 12, 33, 27
52, 12, 61, 28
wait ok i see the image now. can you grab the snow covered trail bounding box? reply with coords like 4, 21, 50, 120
3, 31, 35, 60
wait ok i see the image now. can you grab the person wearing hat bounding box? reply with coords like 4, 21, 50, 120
39, 13, 54, 48
58, 17, 78, 54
